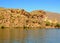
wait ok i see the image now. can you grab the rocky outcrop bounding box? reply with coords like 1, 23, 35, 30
0, 8, 47, 28
0, 8, 60, 28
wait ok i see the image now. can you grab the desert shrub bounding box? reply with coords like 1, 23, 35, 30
45, 21, 51, 26
1, 26, 5, 29
55, 23, 60, 27
0, 25, 5, 29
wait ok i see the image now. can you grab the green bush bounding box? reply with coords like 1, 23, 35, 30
55, 23, 60, 27
45, 21, 51, 26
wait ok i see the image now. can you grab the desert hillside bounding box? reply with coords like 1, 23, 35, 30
46, 12, 60, 22
0, 8, 60, 28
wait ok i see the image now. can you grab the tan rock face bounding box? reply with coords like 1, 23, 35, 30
0, 8, 47, 27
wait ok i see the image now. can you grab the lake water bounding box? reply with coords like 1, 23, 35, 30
0, 28, 60, 43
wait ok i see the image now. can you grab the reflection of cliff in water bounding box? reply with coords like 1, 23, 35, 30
0, 28, 46, 43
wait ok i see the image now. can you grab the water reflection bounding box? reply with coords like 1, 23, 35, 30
0, 28, 60, 43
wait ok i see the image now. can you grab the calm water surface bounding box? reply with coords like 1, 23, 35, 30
0, 28, 60, 43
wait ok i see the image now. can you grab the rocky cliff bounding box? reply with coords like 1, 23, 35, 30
0, 8, 60, 28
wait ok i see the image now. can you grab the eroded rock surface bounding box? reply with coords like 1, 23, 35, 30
1, 8, 59, 28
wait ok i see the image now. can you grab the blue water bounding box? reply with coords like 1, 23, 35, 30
0, 28, 60, 43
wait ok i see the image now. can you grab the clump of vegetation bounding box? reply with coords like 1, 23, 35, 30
0, 25, 5, 29
45, 21, 51, 26
55, 23, 60, 28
